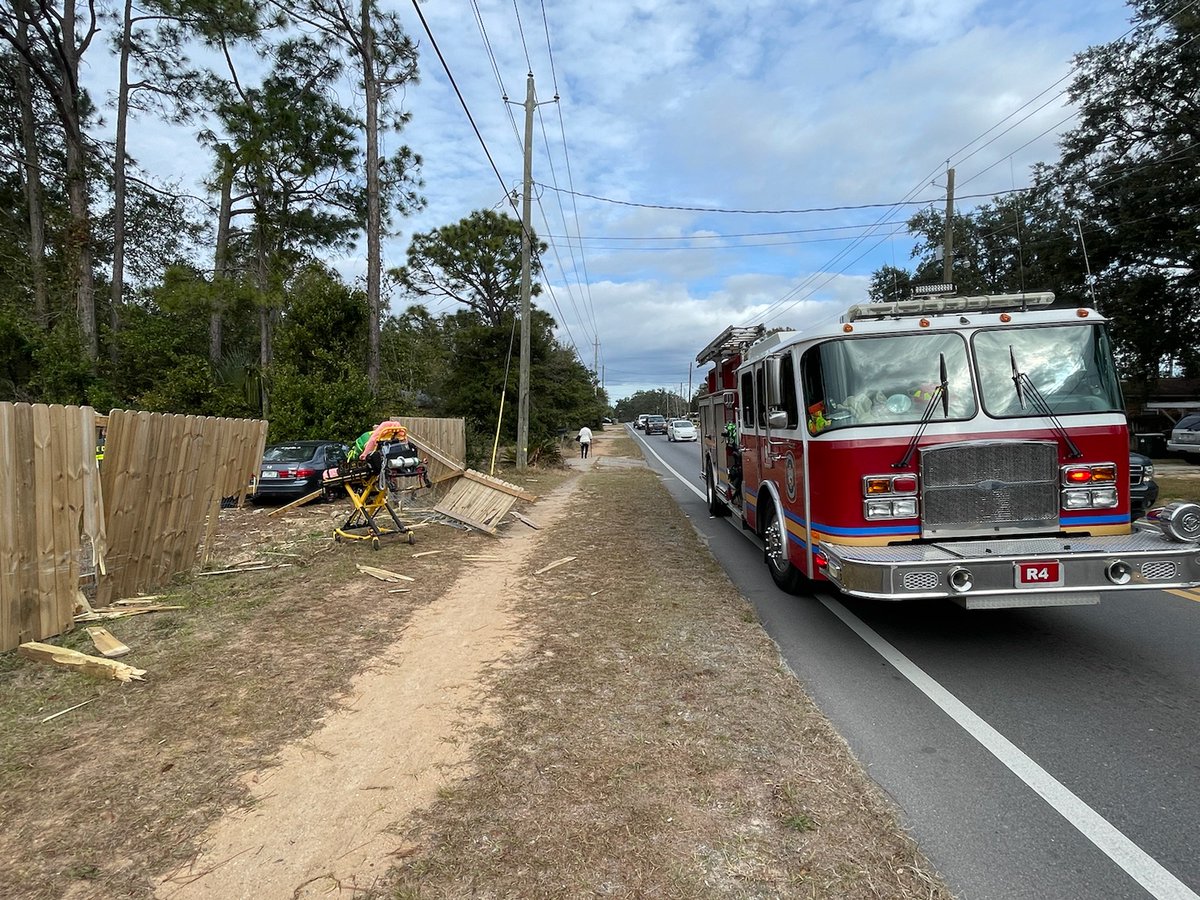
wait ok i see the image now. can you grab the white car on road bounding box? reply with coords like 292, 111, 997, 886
667, 419, 697, 442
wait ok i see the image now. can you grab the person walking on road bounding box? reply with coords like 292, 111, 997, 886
577, 425, 593, 459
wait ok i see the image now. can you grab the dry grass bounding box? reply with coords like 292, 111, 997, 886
0, 488, 512, 900
0, 446, 953, 900
1153, 474, 1200, 505
387, 463, 953, 899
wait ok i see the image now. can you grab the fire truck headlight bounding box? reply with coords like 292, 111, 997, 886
1062, 489, 1092, 509
865, 499, 894, 519
1090, 488, 1118, 508
892, 498, 918, 517
1090, 465, 1117, 483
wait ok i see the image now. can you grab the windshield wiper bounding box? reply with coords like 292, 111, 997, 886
1009, 346, 1083, 459
893, 354, 950, 469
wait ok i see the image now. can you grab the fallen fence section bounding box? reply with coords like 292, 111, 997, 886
433, 469, 537, 535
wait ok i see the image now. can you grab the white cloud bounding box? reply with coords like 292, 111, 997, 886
77, 0, 1133, 403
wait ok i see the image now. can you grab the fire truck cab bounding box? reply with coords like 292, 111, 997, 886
696, 291, 1200, 609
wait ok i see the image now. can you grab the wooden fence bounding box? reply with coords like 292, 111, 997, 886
0, 403, 106, 653
389, 416, 466, 484
0, 405, 267, 650
96, 410, 267, 604
0, 408, 465, 651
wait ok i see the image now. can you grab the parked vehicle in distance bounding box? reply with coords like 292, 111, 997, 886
1129, 451, 1158, 519
668, 418, 697, 442
644, 414, 668, 435
1166, 413, 1200, 463
635, 414, 650, 430
254, 440, 350, 502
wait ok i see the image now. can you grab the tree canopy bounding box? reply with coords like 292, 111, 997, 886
869, 0, 1199, 383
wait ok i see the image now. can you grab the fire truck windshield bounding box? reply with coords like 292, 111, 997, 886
972, 324, 1122, 417
803, 332, 976, 433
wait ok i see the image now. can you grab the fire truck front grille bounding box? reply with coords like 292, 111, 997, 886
902, 571, 940, 591
1139, 561, 1178, 580
920, 441, 1059, 537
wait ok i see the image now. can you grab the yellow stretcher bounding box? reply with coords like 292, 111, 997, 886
328, 422, 429, 550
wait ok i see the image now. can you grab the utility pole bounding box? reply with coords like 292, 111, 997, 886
594, 336, 600, 396
516, 73, 535, 470
943, 166, 955, 284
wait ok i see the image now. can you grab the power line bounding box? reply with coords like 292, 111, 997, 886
533, 183, 1019, 215
409, 0, 514, 214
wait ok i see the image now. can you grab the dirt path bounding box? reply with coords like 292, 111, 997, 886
157, 472, 584, 900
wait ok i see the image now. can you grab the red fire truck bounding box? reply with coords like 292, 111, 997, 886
695, 290, 1200, 609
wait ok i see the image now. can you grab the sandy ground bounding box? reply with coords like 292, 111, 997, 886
156, 460, 589, 900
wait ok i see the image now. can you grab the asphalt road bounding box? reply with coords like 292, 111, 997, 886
627, 425, 1200, 900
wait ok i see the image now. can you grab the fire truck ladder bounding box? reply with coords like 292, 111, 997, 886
695, 324, 767, 367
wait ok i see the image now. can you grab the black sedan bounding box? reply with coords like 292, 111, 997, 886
254, 440, 349, 502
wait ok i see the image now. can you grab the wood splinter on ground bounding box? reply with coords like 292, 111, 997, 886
74, 604, 185, 623
19, 642, 146, 683
509, 510, 541, 530
85, 627, 130, 658
534, 556, 577, 576
40, 698, 98, 724
356, 563, 415, 583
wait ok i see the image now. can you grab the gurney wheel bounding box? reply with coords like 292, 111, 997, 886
371, 537, 381, 551
407, 533, 416, 545
334, 532, 343, 543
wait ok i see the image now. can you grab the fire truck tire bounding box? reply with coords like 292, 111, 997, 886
762, 503, 806, 594
706, 462, 729, 517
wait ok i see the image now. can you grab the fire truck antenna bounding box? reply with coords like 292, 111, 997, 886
1075, 215, 1097, 307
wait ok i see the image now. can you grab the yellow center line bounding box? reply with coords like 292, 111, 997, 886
1166, 589, 1200, 603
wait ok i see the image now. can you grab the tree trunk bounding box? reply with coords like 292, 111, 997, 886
61, 0, 97, 361
109, 0, 135, 356
13, 3, 48, 324
362, 0, 381, 393
255, 187, 271, 419
210, 148, 234, 366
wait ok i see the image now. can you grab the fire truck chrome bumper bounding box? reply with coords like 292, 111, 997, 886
819, 532, 1200, 606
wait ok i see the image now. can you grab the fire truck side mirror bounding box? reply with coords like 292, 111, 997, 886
768, 409, 788, 429
764, 357, 783, 406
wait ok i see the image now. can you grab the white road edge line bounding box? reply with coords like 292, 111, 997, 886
631, 426, 1199, 900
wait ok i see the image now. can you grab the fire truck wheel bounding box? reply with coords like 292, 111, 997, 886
762, 503, 805, 594
706, 463, 729, 517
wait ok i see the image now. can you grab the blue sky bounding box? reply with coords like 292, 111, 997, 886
97, 0, 1139, 403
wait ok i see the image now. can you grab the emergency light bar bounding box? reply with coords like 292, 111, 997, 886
844, 292, 1056, 323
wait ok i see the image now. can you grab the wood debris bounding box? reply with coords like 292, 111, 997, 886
386, 588, 412, 594
509, 510, 541, 530
40, 696, 97, 724
411, 550, 444, 558
74, 604, 185, 623
534, 556, 577, 576
267, 488, 325, 517
197, 563, 291, 576
463, 555, 502, 562
19, 642, 146, 683
40, 698, 98, 724
356, 564, 415, 583
85, 626, 130, 658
